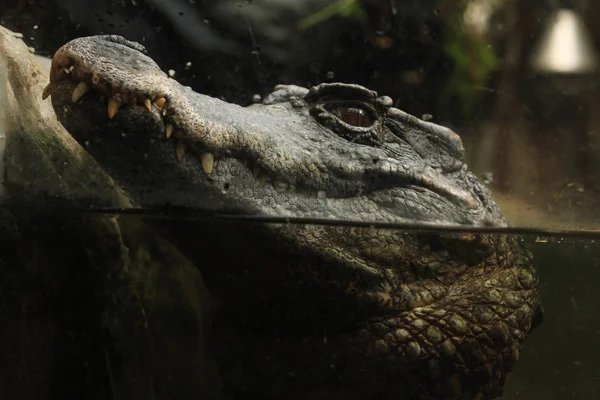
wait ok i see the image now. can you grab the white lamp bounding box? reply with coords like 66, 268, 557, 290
531, 8, 598, 75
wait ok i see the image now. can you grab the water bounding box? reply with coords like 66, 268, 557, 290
503, 234, 600, 399
1, 207, 598, 399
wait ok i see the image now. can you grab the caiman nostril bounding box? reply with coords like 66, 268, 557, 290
101, 34, 148, 54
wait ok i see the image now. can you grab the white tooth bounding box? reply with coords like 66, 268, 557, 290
200, 152, 214, 174
71, 81, 89, 103
42, 83, 52, 100
165, 124, 174, 139
143, 98, 152, 111
107, 98, 121, 119
154, 97, 166, 109
175, 140, 187, 161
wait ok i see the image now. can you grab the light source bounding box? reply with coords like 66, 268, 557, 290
531, 8, 598, 75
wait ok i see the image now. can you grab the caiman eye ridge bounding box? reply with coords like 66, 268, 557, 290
43, 66, 340, 199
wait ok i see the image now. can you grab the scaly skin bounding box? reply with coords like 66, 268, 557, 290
44, 35, 543, 399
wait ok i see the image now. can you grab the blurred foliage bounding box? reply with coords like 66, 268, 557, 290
297, 0, 502, 118
439, 0, 501, 117
298, 0, 366, 31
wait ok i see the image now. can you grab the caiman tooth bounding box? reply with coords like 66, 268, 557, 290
165, 124, 174, 139
71, 81, 89, 103
42, 83, 52, 100
143, 99, 152, 111
200, 153, 214, 174
154, 97, 166, 109
107, 98, 121, 119
175, 140, 187, 161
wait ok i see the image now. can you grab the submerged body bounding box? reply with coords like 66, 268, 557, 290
44, 35, 543, 399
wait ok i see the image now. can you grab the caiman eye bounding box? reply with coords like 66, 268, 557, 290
312, 100, 381, 145
332, 106, 373, 127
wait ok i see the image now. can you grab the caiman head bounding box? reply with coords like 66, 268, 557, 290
43, 35, 504, 226
43, 35, 542, 400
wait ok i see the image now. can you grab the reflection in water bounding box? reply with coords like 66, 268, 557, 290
1, 209, 595, 399
503, 233, 600, 400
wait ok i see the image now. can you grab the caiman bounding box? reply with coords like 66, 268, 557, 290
41, 35, 543, 399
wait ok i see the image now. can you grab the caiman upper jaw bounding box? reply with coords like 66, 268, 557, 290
44, 35, 165, 102
43, 35, 164, 115
44, 35, 218, 175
